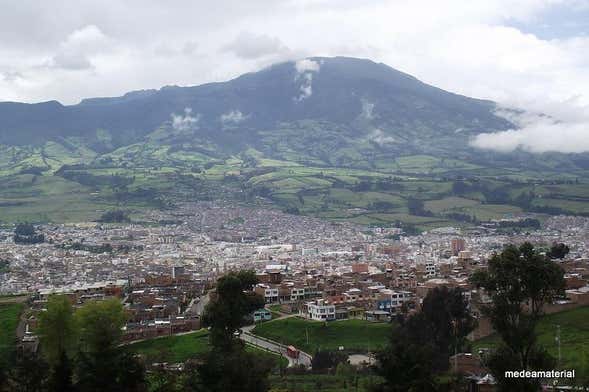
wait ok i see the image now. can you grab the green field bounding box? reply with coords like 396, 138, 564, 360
128, 329, 286, 367
424, 196, 480, 214
474, 306, 589, 369
128, 329, 211, 363
252, 318, 392, 354
0, 303, 23, 365
2, 144, 589, 228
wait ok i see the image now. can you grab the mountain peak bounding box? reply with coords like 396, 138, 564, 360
0, 57, 511, 154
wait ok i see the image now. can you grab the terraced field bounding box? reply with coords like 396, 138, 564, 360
2, 142, 589, 228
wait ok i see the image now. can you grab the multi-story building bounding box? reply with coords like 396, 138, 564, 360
451, 238, 466, 256
302, 299, 335, 321
254, 284, 279, 303
376, 289, 414, 313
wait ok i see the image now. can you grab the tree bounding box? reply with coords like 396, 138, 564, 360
5, 351, 49, 392
37, 295, 77, 392
373, 287, 475, 391
147, 363, 182, 392
75, 299, 145, 392
311, 350, 348, 373
452, 180, 470, 195
13, 223, 44, 244
407, 197, 432, 217
37, 295, 77, 366
76, 299, 126, 354
547, 243, 570, 260
195, 347, 274, 392
194, 271, 271, 392
418, 286, 476, 371
97, 210, 130, 223
47, 351, 75, 392
201, 270, 264, 350
471, 243, 565, 391
372, 327, 437, 392
14, 223, 36, 236
335, 362, 356, 386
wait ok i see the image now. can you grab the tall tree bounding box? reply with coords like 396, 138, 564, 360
193, 271, 271, 392
37, 294, 77, 392
419, 286, 476, 371
471, 243, 565, 391
47, 351, 75, 392
201, 270, 264, 350
75, 299, 145, 392
373, 286, 475, 391
372, 327, 437, 392
37, 295, 76, 364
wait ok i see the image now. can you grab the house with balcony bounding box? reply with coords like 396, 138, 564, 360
301, 299, 335, 321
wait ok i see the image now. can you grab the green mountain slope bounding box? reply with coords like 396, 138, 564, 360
1, 57, 588, 226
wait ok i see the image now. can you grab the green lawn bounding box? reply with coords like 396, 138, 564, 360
252, 318, 392, 353
127, 329, 211, 363
128, 329, 287, 367
474, 306, 589, 369
0, 303, 23, 365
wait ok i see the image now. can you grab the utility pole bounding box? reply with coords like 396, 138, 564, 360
556, 325, 561, 368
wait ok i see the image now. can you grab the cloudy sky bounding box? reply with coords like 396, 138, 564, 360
1, 0, 588, 152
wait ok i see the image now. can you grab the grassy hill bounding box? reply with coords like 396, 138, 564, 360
127, 329, 211, 363
474, 306, 589, 369
127, 329, 286, 368
0, 151, 589, 229
2, 150, 589, 229
252, 318, 392, 354
1, 57, 589, 226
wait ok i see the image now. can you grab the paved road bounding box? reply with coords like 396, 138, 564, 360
240, 324, 312, 368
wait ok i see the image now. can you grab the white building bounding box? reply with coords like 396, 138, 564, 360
303, 299, 335, 321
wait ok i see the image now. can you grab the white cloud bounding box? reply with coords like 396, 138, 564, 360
294, 58, 321, 101
47, 25, 109, 70
295, 58, 321, 74
367, 129, 395, 145
361, 99, 375, 120
0, 0, 587, 156
223, 32, 289, 59
220, 109, 248, 124
471, 103, 589, 153
171, 107, 200, 131
154, 41, 198, 57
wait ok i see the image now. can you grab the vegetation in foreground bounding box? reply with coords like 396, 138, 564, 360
471, 243, 570, 391
0, 303, 23, 367
474, 305, 589, 370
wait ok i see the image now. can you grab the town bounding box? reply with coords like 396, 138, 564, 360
2, 201, 589, 390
